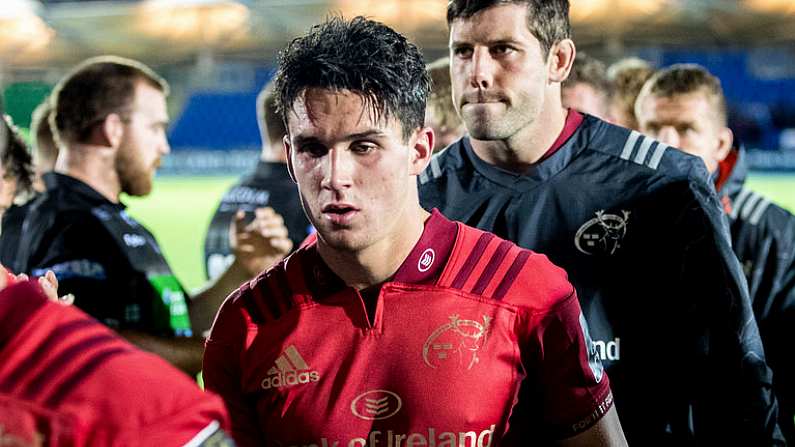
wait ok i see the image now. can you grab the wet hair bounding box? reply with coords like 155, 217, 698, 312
274, 16, 430, 141
1, 115, 34, 197
51, 55, 169, 146
446, 0, 571, 57
636, 63, 727, 127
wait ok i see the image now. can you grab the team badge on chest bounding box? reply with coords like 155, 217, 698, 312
423, 314, 492, 370
574, 210, 631, 256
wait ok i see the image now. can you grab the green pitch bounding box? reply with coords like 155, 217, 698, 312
125, 174, 795, 292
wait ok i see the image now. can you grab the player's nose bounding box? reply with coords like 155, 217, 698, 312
321, 147, 353, 191
470, 47, 494, 91
656, 126, 680, 148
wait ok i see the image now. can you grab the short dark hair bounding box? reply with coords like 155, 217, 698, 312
1, 115, 34, 197
51, 55, 169, 146
274, 16, 430, 141
563, 52, 609, 94
256, 82, 286, 146
446, 0, 571, 57
637, 63, 727, 127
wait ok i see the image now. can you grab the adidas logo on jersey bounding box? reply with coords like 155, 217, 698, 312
261, 345, 320, 390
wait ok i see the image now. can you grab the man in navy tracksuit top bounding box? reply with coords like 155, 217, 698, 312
419, 0, 784, 444
636, 63, 795, 444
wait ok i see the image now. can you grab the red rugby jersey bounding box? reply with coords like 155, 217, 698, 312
0, 280, 232, 446
204, 210, 612, 446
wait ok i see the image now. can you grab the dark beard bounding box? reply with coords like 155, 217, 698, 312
115, 146, 152, 197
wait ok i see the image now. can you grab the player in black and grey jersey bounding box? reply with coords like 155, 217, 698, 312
419, 0, 783, 444
636, 63, 795, 444
203, 81, 310, 280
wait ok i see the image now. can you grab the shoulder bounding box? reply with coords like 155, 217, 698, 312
578, 117, 705, 181
208, 242, 315, 342
439, 223, 574, 313
419, 140, 469, 186
732, 188, 795, 242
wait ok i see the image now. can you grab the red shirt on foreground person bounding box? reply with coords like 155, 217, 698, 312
204, 15, 626, 446
0, 280, 234, 446
205, 210, 614, 445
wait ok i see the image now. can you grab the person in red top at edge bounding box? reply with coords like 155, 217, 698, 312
0, 272, 236, 446
203, 16, 626, 446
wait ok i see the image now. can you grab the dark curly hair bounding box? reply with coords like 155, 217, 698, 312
446, 0, 570, 58
274, 16, 430, 141
1, 115, 34, 198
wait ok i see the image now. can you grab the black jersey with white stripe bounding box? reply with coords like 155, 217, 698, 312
718, 148, 795, 443
203, 160, 310, 280
419, 114, 783, 445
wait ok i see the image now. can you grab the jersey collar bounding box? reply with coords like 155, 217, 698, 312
303, 209, 458, 298
462, 109, 587, 190
44, 172, 125, 209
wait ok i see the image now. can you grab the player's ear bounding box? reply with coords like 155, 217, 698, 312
101, 113, 124, 148
716, 126, 733, 162
547, 39, 576, 84
284, 134, 297, 183
408, 126, 433, 176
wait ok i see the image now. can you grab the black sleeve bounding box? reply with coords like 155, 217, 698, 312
680, 169, 785, 445
26, 215, 165, 335
757, 211, 795, 443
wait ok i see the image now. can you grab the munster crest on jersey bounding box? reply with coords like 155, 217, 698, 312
422, 314, 492, 370
574, 210, 631, 256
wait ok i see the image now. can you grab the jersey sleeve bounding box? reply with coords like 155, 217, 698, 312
25, 215, 165, 335
752, 208, 795, 443
682, 167, 785, 444
0, 281, 232, 446
203, 287, 264, 447
518, 291, 614, 440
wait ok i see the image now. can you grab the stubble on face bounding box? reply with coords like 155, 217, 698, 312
449, 4, 548, 143
115, 139, 153, 197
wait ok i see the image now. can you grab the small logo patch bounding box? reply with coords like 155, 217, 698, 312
418, 248, 435, 273
574, 210, 631, 256
351, 390, 402, 420
261, 345, 320, 390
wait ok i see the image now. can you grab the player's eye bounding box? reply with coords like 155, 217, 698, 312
299, 143, 327, 157
452, 45, 473, 59
490, 45, 514, 56
351, 142, 377, 154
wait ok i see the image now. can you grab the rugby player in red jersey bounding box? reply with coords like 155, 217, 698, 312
0, 271, 235, 446
203, 16, 626, 446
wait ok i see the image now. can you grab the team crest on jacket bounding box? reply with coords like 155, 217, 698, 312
574, 210, 631, 256
423, 314, 491, 370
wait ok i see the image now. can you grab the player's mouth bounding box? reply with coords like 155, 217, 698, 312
321, 203, 360, 225
462, 91, 507, 107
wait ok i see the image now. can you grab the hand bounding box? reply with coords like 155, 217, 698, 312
229, 207, 294, 277
38, 270, 75, 305
0, 266, 73, 305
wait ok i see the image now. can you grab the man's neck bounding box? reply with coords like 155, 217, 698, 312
56, 145, 121, 203
317, 205, 430, 290
470, 101, 568, 173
